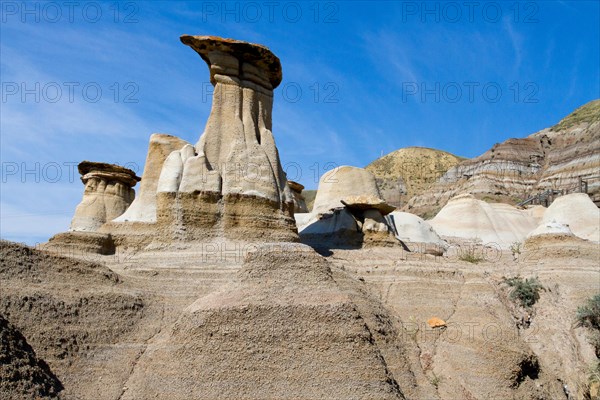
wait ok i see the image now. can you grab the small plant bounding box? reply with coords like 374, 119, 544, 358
430, 372, 442, 388
576, 294, 600, 358
459, 247, 484, 264
585, 362, 600, 400
510, 242, 521, 257
503, 276, 544, 308
577, 294, 600, 330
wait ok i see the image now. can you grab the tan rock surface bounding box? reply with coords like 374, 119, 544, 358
143, 35, 297, 245
119, 244, 422, 399
113, 134, 190, 224
342, 194, 396, 215
312, 166, 387, 215
0, 314, 63, 400
298, 166, 399, 248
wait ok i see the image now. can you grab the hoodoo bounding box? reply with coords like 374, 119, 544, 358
101, 36, 298, 251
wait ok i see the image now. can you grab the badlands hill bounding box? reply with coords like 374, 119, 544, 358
365, 147, 466, 209
405, 100, 600, 217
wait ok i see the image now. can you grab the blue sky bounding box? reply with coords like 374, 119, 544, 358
1, 0, 599, 244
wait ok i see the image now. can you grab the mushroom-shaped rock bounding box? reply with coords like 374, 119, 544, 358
312, 166, 390, 215
70, 161, 140, 232
288, 180, 308, 213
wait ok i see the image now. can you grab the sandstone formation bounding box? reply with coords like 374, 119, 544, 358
288, 180, 308, 213
366, 147, 465, 209
69, 161, 140, 232
328, 246, 585, 400
312, 166, 391, 214
406, 100, 600, 217
119, 244, 428, 399
538, 192, 600, 242
44, 161, 139, 255
114, 134, 190, 224
428, 193, 538, 248
527, 220, 574, 238
297, 166, 398, 248
153, 36, 295, 244
99, 36, 298, 250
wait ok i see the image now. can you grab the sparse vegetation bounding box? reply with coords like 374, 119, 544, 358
510, 242, 521, 258
576, 294, 600, 357
590, 362, 600, 385
429, 372, 443, 388
503, 276, 544, 308
459, 247, 484, 264
584, 362, 600, 400
551, 99, 600, 131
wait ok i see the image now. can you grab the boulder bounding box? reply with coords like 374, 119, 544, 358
386, 211, 447, 255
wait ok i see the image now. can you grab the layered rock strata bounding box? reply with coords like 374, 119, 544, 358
120, 244, 425, 399
407, 100, 600, 217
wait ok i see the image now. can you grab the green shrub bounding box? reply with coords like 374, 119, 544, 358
510, 242, 521, 256
577, 294, 600, 330
459, 247, 484, 264
576, 294, 600, 358
503, 276, 543, 308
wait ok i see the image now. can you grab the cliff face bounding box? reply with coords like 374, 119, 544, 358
405, 100, 600, 218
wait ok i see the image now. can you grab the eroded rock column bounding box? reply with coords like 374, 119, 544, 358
151, 35, 297, 242
70, 161, 140, 232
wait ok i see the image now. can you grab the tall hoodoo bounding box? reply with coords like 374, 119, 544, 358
150, 35, 296, 243
178, 35, 288, 203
